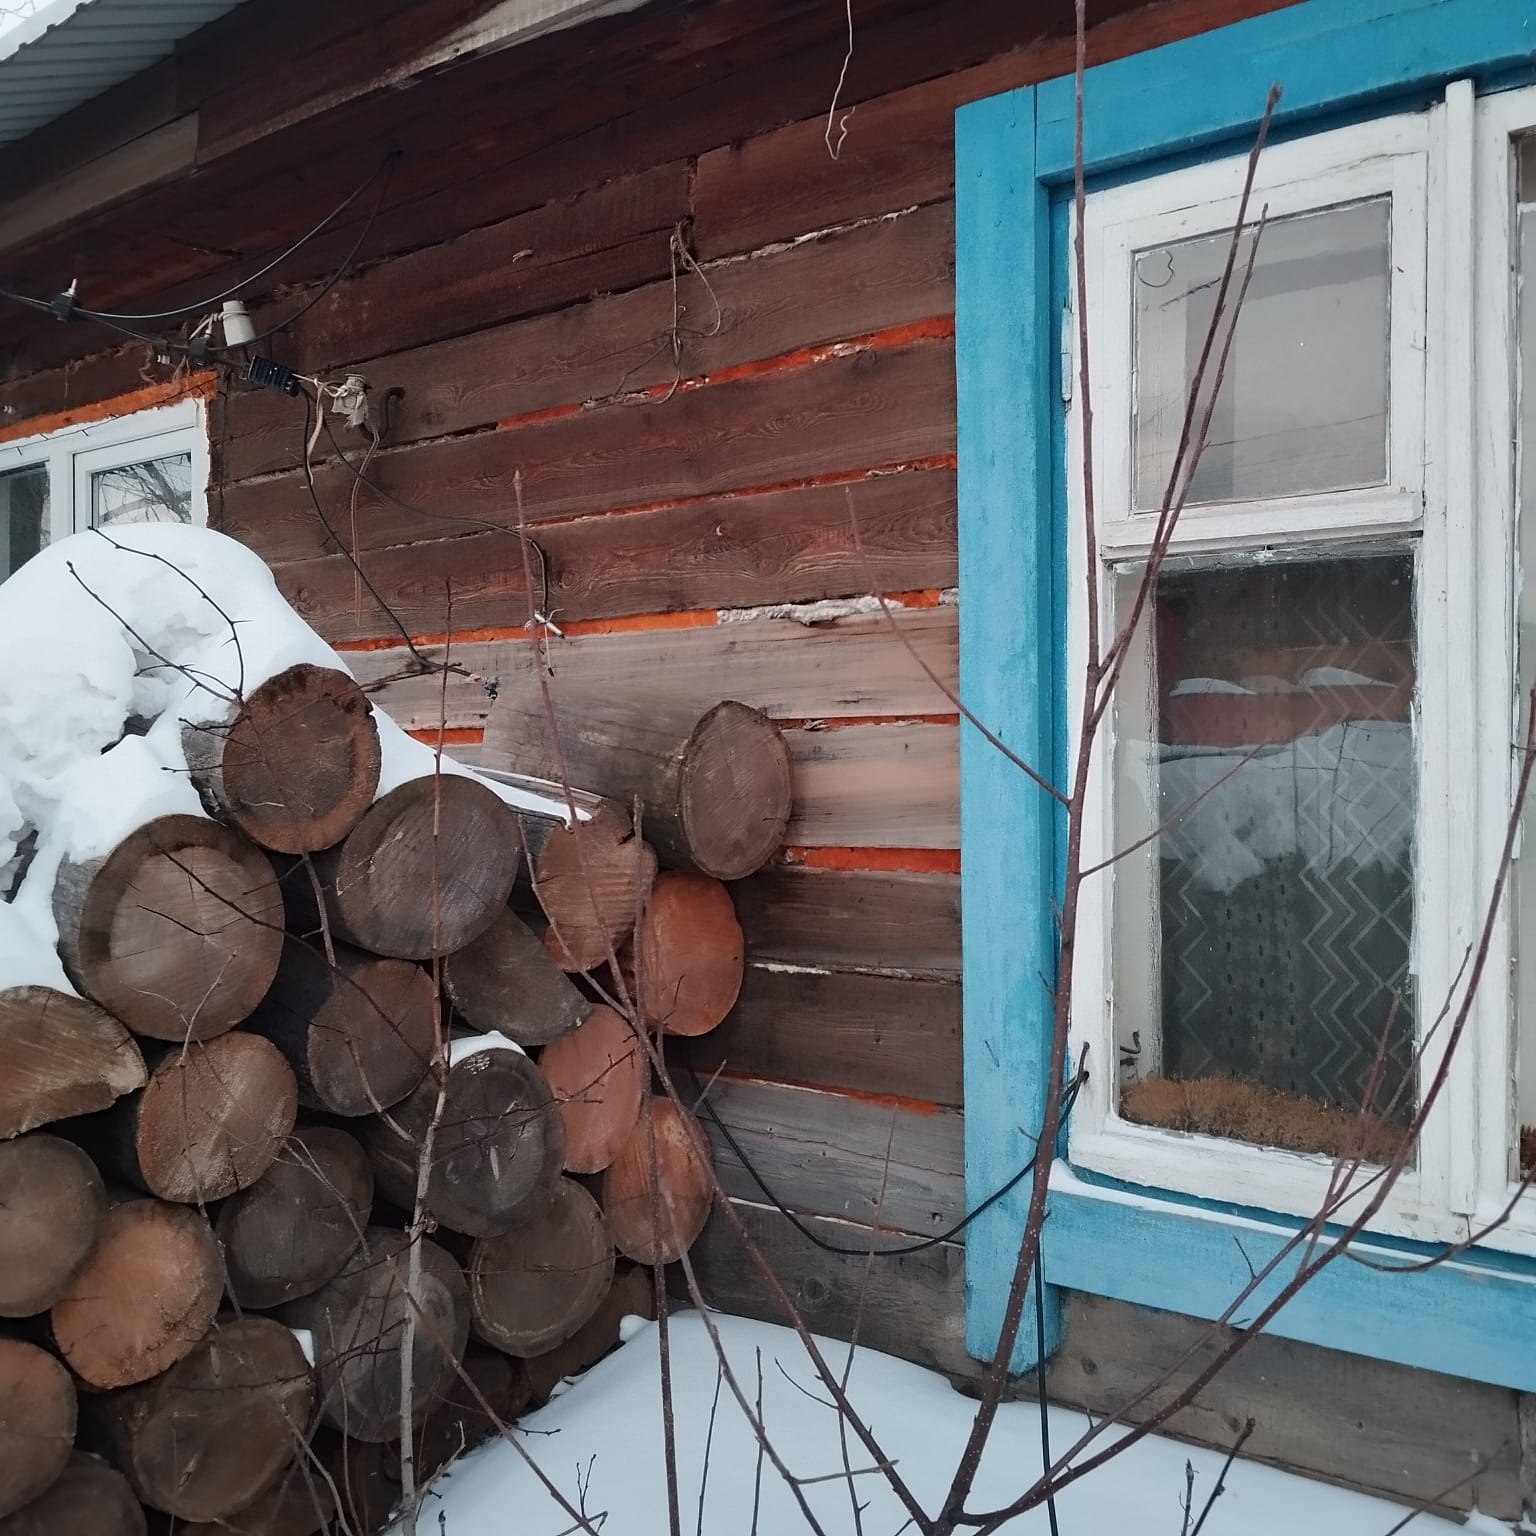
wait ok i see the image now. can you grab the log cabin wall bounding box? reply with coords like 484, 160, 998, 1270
0, 0, 1525, 1519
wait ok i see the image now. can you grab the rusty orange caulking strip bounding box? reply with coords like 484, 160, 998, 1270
331, 608, 719, 653
778, 713, 960, 731
492, 316, 955, 432
0, 374, 217, 445
707, 1067, 946, 1116
406, 727, 484, 746
780, 847, 962, 875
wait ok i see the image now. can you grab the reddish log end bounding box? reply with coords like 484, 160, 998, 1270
601, 1098, 714, 1265
539, 1005, 645, 1175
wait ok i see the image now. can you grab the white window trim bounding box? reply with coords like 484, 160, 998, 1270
0, 398, 209, 553
1058, 86, 1536, 1251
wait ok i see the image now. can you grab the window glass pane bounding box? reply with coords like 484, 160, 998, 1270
91, 452, 193, 528
1114, 551, 1417, 1160
1133, 199, 1391, 509
1514, 142, 1536, 1182
0, 464, 47, 580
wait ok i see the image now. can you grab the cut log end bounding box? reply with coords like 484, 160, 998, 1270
0, 1451, 144, 1536
0, 1339, 75, 1520
185, 664, 382, 854
0, 986, 146, 1139
172, 1465, 335, 1536
533, 806, 657, 974
53, 815, 285, 1042
627, 871, 743, 1037
319, 775, 521, 959
602, 1098, 715, 1265
94, 1316, 314, 1523
124, 1033, 299, 1203
365, 1049, 565, 1237
524, 1262, 656, 1404
279, 1228, 470, 1443
244, 940, 435, 1117
50, 1198, 224, 1389
468, 1177, 613, 1359
443, 905, 593, 1047
539, 1005, 645, 1174
217, 1126, 373, 1309
0, 1133, 106, 1316
678, 700, 794, 879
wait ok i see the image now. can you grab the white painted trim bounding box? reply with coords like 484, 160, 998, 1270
0, 398, 208, 556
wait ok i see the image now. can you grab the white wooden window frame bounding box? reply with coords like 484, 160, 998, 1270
1059, 88, 1533, 1250
0, 398, 209, 556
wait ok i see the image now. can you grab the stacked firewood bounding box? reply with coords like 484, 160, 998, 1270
0, 662, 792, 1536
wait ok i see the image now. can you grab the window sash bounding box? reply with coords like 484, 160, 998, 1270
1061, 88, 1511, 1247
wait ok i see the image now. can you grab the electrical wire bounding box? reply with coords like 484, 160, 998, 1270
219, 156, 398, 355
72, 155, 399, 324
684, 1062, 1085, 1258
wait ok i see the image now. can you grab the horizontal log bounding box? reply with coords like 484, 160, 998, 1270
693, 1076, 964, 1238
785, 722, 958, 848
278, 162, 690, 371
0, 1340, 74, 1520
354, 606, 958, 739
683, 964, 962, 1107
685, 1196, 971, 1380
270, 465, 957, 646
0, 1134, 106, 1317
219, 203, 955, 479
220, 340, 955, 568
0, 1451, 143, 1536
730, 865, 960, 977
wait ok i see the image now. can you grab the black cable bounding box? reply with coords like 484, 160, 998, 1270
0, 286, 53, 316
685, 1063, 1085, 1257
297, 388, 462, 676
317, 412, 552, 623
76, 155, 398, 323
219, 155, 398, 355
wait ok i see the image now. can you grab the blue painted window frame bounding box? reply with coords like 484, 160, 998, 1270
956, 0, 1536, 1390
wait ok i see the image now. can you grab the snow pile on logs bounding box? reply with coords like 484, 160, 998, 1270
0, 525, 792, 1535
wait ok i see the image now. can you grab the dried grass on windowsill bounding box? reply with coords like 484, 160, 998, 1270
1120, 1074, 1409, 1164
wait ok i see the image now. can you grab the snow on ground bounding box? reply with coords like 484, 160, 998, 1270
401, 1311, 1489, 1536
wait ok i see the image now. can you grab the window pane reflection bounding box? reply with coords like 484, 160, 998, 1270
91, 452, 194, 528
1115, 552, 1417, 1160
1133, 199, 1391, 509
0, 464, 47, 580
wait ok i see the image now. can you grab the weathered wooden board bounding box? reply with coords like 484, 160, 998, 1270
269, 467, 957, 645
276, 163, 689, 370
785, 723, 958, 849
683, 1196, 973, 1381
219, 202, 956, 480
688, 1076, 964, 1237
684, 963, 962, 1107
357, 607, 958, 736
731, 866, 960, 978
1051, 1292, 1524, 1521
221, 339, 957, 567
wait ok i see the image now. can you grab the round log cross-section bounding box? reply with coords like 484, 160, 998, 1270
602, 1099, 714, 1265
173, 1465, 335, 1536
53, 815, 285, 1042
364, 1045, 565, 1237
243, 940, 434, 1117
279, 1227, 469, 1443
217, 1126, 373, 1308
468, 1177, 614, 1358
311, 776, 521, 959
90, 1034, 298, 1204
532, 805, 657, 974
625, 871, 743, 1037
0, 1134, 106, 1316
539, 1006, 645, 1175
93, 1316, 314, 1522
0, 987, 146, 1139
50, 1198, 224, 1389
183, 664, 382, 854
442, 906, 593, 1047
0, 1452, 144, 1536
0, 1339, 74, 1519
